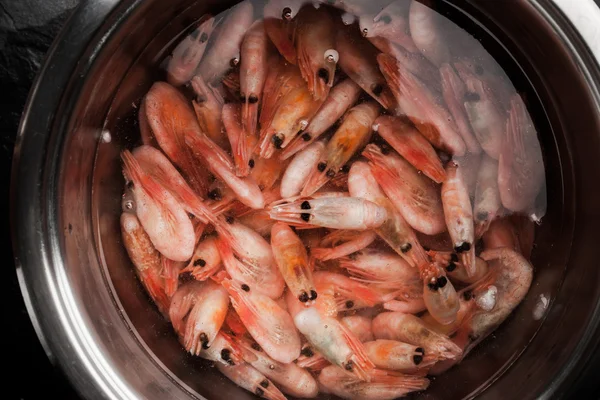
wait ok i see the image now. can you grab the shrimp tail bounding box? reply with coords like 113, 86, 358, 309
142, 269, 171, 317
224, 309, 248, 337
369, 369, 431, 391
161, 257, 181, 297
339, 322, 375, 382
383, 298, 427, 314
300, 167, 329, 196
311, 231, 377, 261
242, 100, 259, 138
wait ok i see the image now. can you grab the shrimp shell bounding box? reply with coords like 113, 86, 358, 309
217, 362, 287, 400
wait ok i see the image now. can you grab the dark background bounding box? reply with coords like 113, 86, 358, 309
2, 1, 600, 400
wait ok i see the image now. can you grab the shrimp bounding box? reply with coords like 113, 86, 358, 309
238, 338, 319, 398
237, 210, 277, 237
121, 151, 195, 262
216, 222, 285, 299
313, 271, 383, 315
474, 155, 501, 238
161, 257, 184, 297
250, 156, 290, 193
347, 161, 429, 269
454, 61, 506, 159
281, 79, 361, 160
295, 5, 338, 100
271, 222, 318, 304
318, 366, 430, 400
498, 94, 545, 214
408, 0, 451, 66
269, 196, 387, 230
301, 101, 380, 195
263, 17, 297, 65
197, 1, 254, 84
378, 53, 466, 156
420, 261, 460, 325
288, 294, 375, 381
428, 250, 489, 284
373, 115, 446, 183
440, 63, 481, 154
363, 144, 446, 235
296, 344, 330, 372
222, 103, 256, 177
120, 212, 170, 316
311, 230, 378, 261
336, 26, 397, 110
190, 75, 228, 150
482, 216, 535, 260
221, 277, 301, 364
168, 281, 229, 354
240, 21, 269, 138
441, 161, 476, 277
143, 81, 209, 195
364, 0, 417, 53
372, 312, 463, 360
166, 16, 215, 86
280, 141, 326, 198
180, 236, 222, 281
341, 316, 373, 343
216, 363, 287, 400
364, 340, 439, 372
185, 130, 265, 209
201, 331, 244, 366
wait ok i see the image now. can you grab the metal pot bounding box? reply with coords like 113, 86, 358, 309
11, 0, 600, 398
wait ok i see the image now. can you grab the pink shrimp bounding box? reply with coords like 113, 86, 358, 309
221, 277, 301, 364
190, 75, 228, 150
408, 0, 451, 66
313, 271, 383, 315
166, 15, 215, 86
216, 363, 287, 400
296, 344, 330, 372
498, 94, 545, 214
318, 366, 430, 400
120, 212, 170, 316
143, 81, 209, 195
222, 103, 256, 177
378, 53, 466, 156
271, 222, 318, 304
238, 338, 319, 398
161, 257, 184, 297
374, 115, 446, 183
269, 196, 387, 230
364, 339, 440, 372
372, 312, 462, 360
364, 0, 417, 53
121, 151, 195, 262
302, 101, 380, 195
200, 331, 244, 366
240, 20, 270, 139
363, 144, 446, 235
237, 210, 276, 237
341, 315, 374, 343
168, 281, 229, 354
280, 140, 326, 198
281, 78, 361, 160
295, 5, 338, 101
311, 230, 378, 261
185, 130, 265, 209
336, 26, 397, 110
197, 1, 254, 84
428, 250, 489, 284
441, 161, 476, 277
474, 155, 502, 238
180, 236, 222, 281
263, 16, 297, 65
383, 298, 427, 314
347, 161, 429, 269
420, 261, 460, 325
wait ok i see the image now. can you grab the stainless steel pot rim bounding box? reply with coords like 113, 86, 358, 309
11, 1, 600, 399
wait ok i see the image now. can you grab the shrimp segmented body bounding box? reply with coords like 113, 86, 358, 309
281, 79, 361, 160
280, 141, 326, 198
363, 144, 445, 235
200, 331, 244, 366
191, 75, 228, 150
271, 222, 318, 304
222, 277, 301, 364
217, 363, 287, 400
378, 53, 466, 156
374, 115, 446, 184
441, 162, 476, 277
222, 103, 256, 177
302, 101, 380, 195
269, 196, 387, 230
364, 339, 439, 372
474, 155, 502, 238
311, 230, 377, 261
318, 366, 430, 400
181, 236, 222, 281
341, 316, 374, 343
313, 271, 383, 315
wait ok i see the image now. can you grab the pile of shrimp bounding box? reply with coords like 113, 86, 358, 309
120, 0, 545, 399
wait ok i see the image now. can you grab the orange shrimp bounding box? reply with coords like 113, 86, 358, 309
161, 257, 185, 297
498, 94, 546, 215
197, 1, 254, 84
190, 75, 228, 150
222, 103, 256, 177
180, 236, 222, 281
295, 5, 338, 101
313, 271, 383, 315
301, 101, 380, 195
364, 0, 417, 53
221, 277, 301, 364
240, 21, 270, 138
374, 115, 446, 183
249, 155, 290, 192
281, 78, 361, 160
216, 363, 287, 400
166, 15, 215, 86
271, 222, 318, 304
378, 53, 466, 156
263, 16, 297, 65
474, 155, 502, 238
311, 230, 378, 261
318, 366, 430, 400
200, 331, 245, 366
143, 81, 210, 195
341, 315, 374, 343
336, 26, 396, 110
363, 144, 446, 235
441, 161, 476, 277
364, 339, 440, 372
120, 212, 170, 316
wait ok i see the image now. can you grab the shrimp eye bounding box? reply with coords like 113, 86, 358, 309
326, 169, 336, 178
318, 68, 329, 82
371, 83, 384, 96
241, 283, 250, 292
416, 347, 425, 354
260, 380, 269, 388
207, 188, 222, 200
230, 57, 239, 67
221, 348, 234, 364
188, 212, 195, 220
124, 200, 134, 210
464, 92, 481, 102
344, 360, 354, 371
255, 387, 265, 397
361, 28, 369, 37
226, 216, 235, 224
454, 242, 471, 253
272, 134, 284, 149
317, 162, 327, 172
200, 32, 209, 43
248, 159, 255, 168
301, 347, 314, 357
252, 343, 262, 351
400, 243, 412, 253
127, 181, 134, 189
299, 291, 310, 303
422, 245, 430, 252
249, 95, 259, 104
475, 65, 484, 75
310, 290, 318, 300
300, 213, 311, 222
380, 14, 392, 24
477, 211, 489, 221
427, 282, 438, 291
413, 354, 424, 365
193, 258, 206, 267
301, 201, 311, 210
437, 276, 448, 288
380, 144, 391, 155
199, 333, 210, 349
302, 133, 312, 142
240, 93, 247, 102
446, 262, 456, 272
345, 300, 355, 309
282, 7, 292, 20
341, 164, 351, 174
463, 290, 473, 301
450, 253, 459, 262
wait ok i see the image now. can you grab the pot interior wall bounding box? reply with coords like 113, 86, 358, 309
62, 0, 600, 398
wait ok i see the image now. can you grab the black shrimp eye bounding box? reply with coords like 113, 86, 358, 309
300, 213, 311, 222
282, 7, 292, 19
188, 212, 196, 220
450, 253, 459, 262
249, 95, 259, 104
260, 380, 269, 388
240, 93, 247, 102
345, 300, 355, 309
413, 354, 424, 365
371, 83, 384, 96
272, 134, 284, 149
415, 347, 425, 354
241, 284, 250, 292
455, 242, 472, 253
298, 291, 310, 303
400, 243, 412, 253
380, 14, 392, 24
252, 343, 262, 351
127, 181, 134, 189
199, 333, 210, 349
463, 290, 473, 301
437, 276, 448, 288
477, 211, 489, 221
248, 159, 255, 168
428, 282, 438, 291
207, 188, 222, 200
464, 91, 481, 102
255, 387, 265, 397
341, 164, 351, 174
200, 32, 209, 43
446, 262, 456, 272
230, 57, 239, 67
193, 258, 206, 267
317, 162, 327, 172
302, 133, 312, 142
318, 68, 329, 82
301, 201, 311, 210
301, 347, 314, 357
326, 169, 336, 178
344, 360, 354, 371
226, 216, 235, 224
310, 290, 318, 300
380, 144, 391, 155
